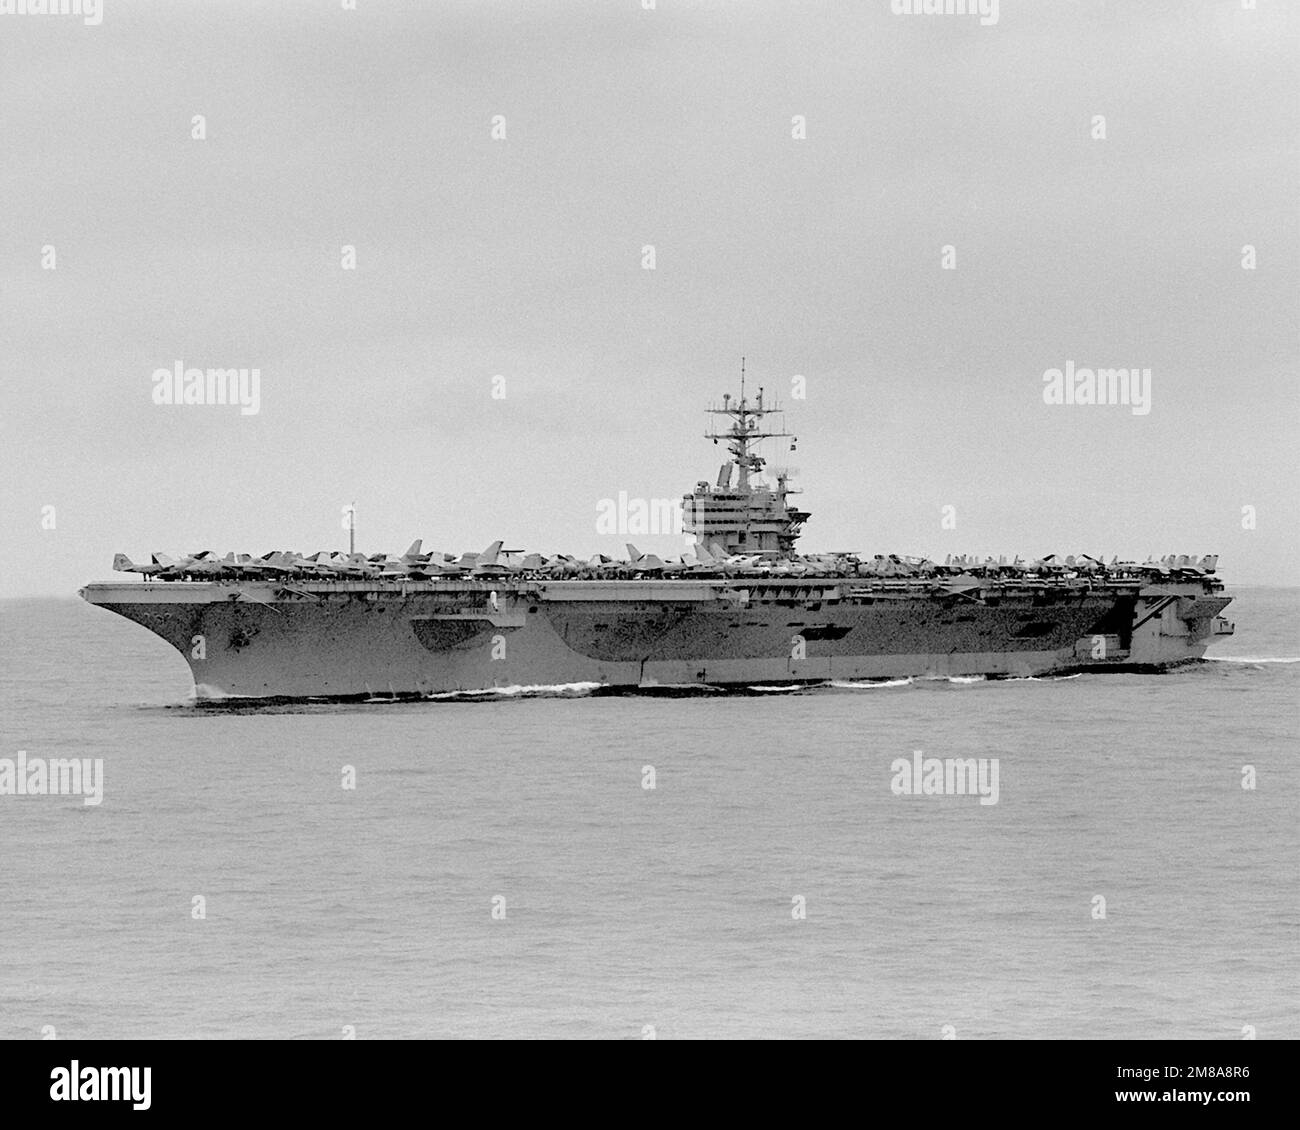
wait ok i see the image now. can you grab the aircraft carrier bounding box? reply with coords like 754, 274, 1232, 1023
81, 383, 1235, 700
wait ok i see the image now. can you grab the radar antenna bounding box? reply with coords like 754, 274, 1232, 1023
705, 361, 796, 491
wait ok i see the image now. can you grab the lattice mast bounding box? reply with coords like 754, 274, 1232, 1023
687, 359, 810, 557
704, 359, 797, 491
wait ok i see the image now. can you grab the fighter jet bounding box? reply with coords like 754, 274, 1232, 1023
717, 553, 765, 575
543, 554, 583, 577
471, 541, 510, 578
299, 552, 369, 578
168, 551, 224, 579
254, 552, 298, 576
112, 553, 166, 578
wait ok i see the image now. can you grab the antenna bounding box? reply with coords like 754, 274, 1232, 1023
704, 363, 794, 492
693, 366, 810, 558
349, 501, 355, 555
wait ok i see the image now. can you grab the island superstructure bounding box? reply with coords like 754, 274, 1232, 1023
81, 383, 1235, 700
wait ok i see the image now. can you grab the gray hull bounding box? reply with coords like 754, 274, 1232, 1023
80, 577, 1235, 701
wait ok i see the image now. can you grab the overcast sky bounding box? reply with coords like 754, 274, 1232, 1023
1, 0, 1296, 598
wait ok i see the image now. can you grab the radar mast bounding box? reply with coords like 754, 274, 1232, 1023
704, 357, 797, 491
684, 361, 810, 558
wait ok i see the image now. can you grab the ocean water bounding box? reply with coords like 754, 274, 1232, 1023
0, 589, 1296, 1040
